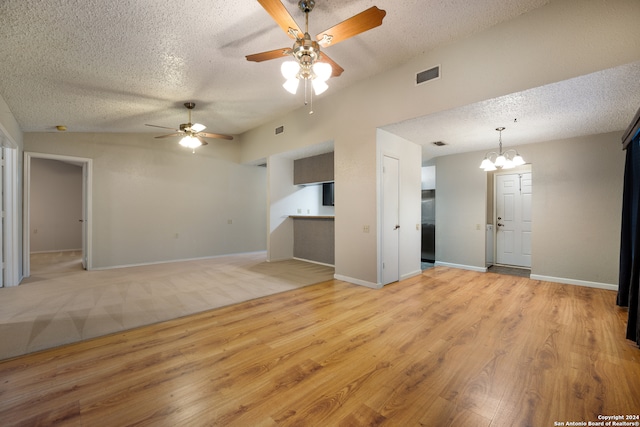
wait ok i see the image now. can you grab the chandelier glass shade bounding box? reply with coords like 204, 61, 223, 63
480, 127, 525, 171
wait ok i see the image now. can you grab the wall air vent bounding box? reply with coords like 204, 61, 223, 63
275, 125, 284, 135
416, 65, 440, 85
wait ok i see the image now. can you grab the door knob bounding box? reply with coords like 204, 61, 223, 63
394, 225, 400, 230
497, 223, 504, 227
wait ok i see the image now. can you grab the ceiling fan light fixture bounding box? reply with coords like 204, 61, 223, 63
283, 78, 300, 94
312, 78, 328, 95
312, 61, 332, 81
281, 61, 300, 79
179, 135, 202, 149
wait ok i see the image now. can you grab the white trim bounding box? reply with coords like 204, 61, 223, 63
530, 274, 617, 291
0, 129, 20, 287
90, 251, 267, 271
401, 269, 422, 281
334, 273, 381, 289
23, 152, 93, 277
292, 257, 334, 268
30, 249, 82, 254
435, 261, 488, 273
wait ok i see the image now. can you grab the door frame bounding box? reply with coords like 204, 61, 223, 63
491, 165, 532, 267
23, 152, 93, 277
0, 125, 20, 287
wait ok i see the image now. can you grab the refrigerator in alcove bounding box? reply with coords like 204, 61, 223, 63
421, 189, 435, 262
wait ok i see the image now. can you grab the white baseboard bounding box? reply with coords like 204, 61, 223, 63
401, 269, 423, 281
434, 261, 487, 273
91, 250, 268, 271
530, 274, 618, 291
292, 257, 334, 268
334, 274, 381, 289
30, 248, 82, 254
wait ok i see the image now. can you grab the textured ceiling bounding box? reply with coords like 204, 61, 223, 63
383, 61, 640, 160
0, 0, 638, 161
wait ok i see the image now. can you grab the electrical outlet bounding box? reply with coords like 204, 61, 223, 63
363, 225, 370, 233
297, 209, 302, 214
228, 219, 233, 225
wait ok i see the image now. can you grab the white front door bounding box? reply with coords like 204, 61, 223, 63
382, 155, 400, 285
496, 172, 532, 267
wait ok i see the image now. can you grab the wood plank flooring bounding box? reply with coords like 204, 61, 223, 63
1, 267, 639, 426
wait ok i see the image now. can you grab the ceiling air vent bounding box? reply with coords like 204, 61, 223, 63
275, 125, 284, 135
416, 65, 440, 85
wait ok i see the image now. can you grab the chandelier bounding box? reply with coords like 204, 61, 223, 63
479, 127, 525, 171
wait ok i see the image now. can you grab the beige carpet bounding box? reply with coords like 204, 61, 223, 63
0, 251, 334, 361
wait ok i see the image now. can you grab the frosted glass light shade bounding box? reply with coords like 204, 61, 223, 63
494, 155, 506, 167
313, 61, 332, 81
480, 158, 493, 169
283, 78, 299, 94
179, 135, 202, 149
281, 61, 300, 79
483, 163, 497, 172
312, 79, 328, 95
513, 154, 525, 165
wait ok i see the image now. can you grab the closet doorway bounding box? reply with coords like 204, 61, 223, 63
23, 153, 93, 278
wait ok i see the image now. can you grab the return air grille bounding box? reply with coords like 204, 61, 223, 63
275, 125, 284, 135
416, 65, 440, 85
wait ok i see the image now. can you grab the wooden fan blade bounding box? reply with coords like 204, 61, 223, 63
316, 6, 386, 47
196, 137, 209, 146
246, 47, 291, 62
257, 0, 302, 39
199, 132, 234, 141
318, 53, 344, 77
145, 124, 179, 131
154, 133, 183, 139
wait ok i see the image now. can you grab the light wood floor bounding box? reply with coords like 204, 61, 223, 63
1, 267, 639, 426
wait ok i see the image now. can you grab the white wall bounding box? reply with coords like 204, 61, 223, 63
267, 153, 335, 262
435, 132, 625, 288
267, 155, 294, 261
30, 158, 82, 252
422, 166, 436, 190
24, 132, 267, 269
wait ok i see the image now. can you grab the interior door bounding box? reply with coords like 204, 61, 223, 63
382, 155, 400, 285
496, 172, 532, 267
